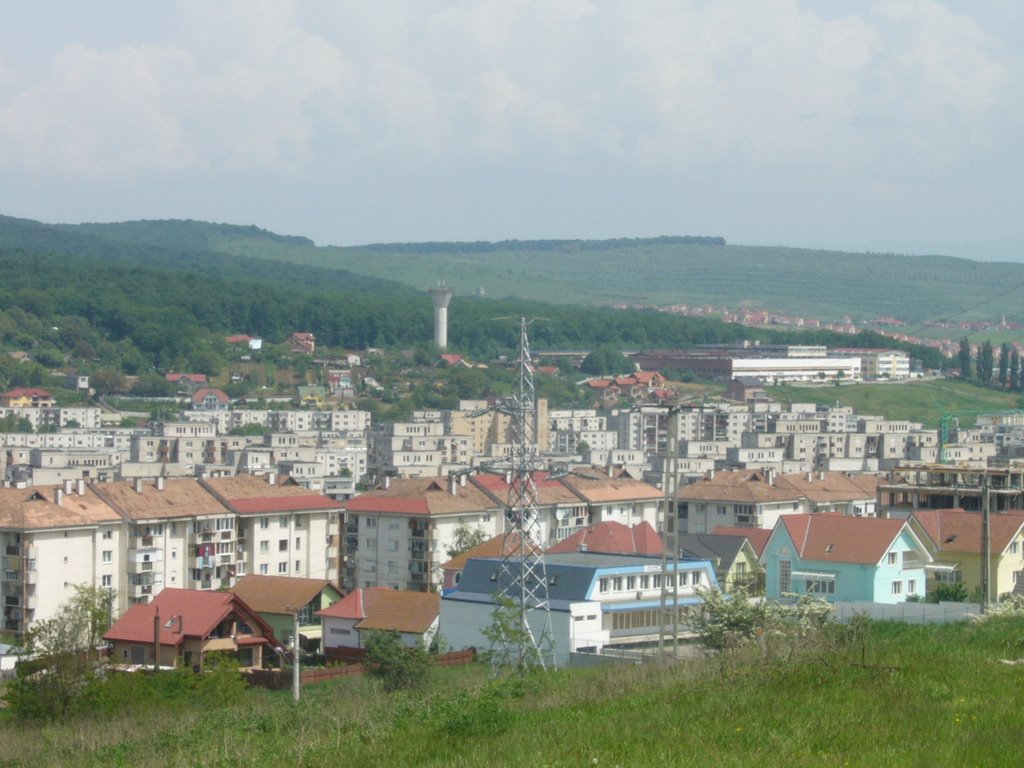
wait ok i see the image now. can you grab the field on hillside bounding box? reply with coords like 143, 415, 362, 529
768, 378, 1024, 428
3, 617, 1024, 767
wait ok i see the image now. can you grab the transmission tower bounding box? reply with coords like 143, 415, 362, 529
658, 404, 682, 657
486, 317, 557, 671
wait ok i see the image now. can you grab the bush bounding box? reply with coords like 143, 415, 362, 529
363, 630, 433, 691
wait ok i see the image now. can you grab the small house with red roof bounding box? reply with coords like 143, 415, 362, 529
103, 587, 280, 670
289, 332, 316, 355
191, 387, 230, 411
546, 521, 663, 557
165, 372, 208, 394
761, 514, 931, 603
0, 387, 55, 408
317, 587, 440, 658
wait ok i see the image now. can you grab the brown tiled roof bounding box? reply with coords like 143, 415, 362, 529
0, 485, 121, 529
230, 574, 339, 615
440, 533, 539, 572
777, 514, 917, 565
344, 476, 500, 517
317, 588, 439, 634
471, 471, 581, 506
559, 473, 663, 503
677, 474, 803, 504
911, 509, 1024, 555
200, 475, 341, 516
546, 521, 663, 556
93, 479, 231, 520
773, 472, 884, 503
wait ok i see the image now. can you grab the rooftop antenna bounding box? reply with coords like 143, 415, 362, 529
484, 317, 557, 671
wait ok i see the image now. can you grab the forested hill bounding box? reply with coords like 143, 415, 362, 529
57, 217, 1024, 324
0, 215, 946, 386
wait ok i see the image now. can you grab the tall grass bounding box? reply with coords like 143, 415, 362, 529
2, 618, 1023, 767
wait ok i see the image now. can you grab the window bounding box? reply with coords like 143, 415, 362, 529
365, 518, 377, 529
278, 562, 288, 574
260, 541, 269, 554
887, 552, 898, 566
279, 516, 288, 528
279, 539, 288, 552
388, 539, 399, 552
626, 576, 636, 590
891, 580, 902, 595
1013, 542, 1020, 555
101, 574, 112, 587
807, 579, 834, 595
102, 550, 112, 563
102, 530, 113, 540
259, 564, 268, 575
259, 517, 269, 529
907, 579, 917, 595
295, 560, 301, 573
613, 577, 623, 591
640, 575, 649, 589
295, 537, 301, 550
779, 560, 791, 593
599, 578, 609, 592
365, 537, 377, 550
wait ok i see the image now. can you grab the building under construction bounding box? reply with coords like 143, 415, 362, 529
878, 463, 1024, 517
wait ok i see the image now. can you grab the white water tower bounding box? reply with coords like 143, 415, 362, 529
428, 283, 454, 348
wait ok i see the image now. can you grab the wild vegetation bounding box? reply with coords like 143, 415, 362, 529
2, 615, 1023, 766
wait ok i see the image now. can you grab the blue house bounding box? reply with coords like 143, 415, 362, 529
761, 514, 931, 604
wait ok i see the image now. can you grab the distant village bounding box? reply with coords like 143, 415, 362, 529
3, 293, 1024, 675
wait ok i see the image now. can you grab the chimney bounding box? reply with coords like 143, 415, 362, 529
63, 479, 73, 495
134, 478, 143, 494
76, 478, 85, 496
55, 488, 63, 507
765, 468, 775, 486
268, 473, 276, 486
156, 476, 165, 491
459, 473, 467, 487
384, 475, 391, 490
807, 472, 813, 482
448, 474, 457, 496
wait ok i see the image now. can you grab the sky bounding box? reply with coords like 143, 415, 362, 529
1, 1, 1021, 260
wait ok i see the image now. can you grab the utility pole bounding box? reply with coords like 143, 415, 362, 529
659, 404, 681, 658
981, 475, 991, 613
291, 609, 301, 702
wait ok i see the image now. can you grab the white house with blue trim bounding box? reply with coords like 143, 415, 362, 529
761, 514, 931, 604
440, 552, 717, 664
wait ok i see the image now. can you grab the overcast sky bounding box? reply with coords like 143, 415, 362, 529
1, 1, 1021, 260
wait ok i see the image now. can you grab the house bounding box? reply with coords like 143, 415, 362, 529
225, 334, 262, 350
191, 388, 230, 411
908, 509, 1024, 602
546, 520, 663, 557
677, 533, 762, 592
761, 514, 931, 604
0, 388, 55, 408
437, 354, 471, 368
439, 533, 540, 593
297, 386, 327, 409
317, 587, 440, 659
165, 373, 208, 394
727, 376, 768, 403
441, 552, 718, 662
230, 574, 343, 653
103, 587, 280, 670
711, 525, 772, 558
289, 332, 316, 355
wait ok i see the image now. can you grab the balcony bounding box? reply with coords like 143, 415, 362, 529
25, 570, 38, 585
128, 583, 154, 598
192, 556, 217, 570
132, 535, 156, 549
235, 550, 248, 564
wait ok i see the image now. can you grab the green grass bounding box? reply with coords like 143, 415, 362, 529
768, 378, 1024, 428
4, 618, 1024, 767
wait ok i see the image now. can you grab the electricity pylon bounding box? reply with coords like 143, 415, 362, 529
485, 317, 557, 671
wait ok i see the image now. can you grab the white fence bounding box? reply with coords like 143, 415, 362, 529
832, 601, 980, 624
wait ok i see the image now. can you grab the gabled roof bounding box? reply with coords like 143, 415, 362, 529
559, 472, 663, 503
1, 387, 53, 398
676, 470, 804, 504
200, 475, 341, 515
93, 479, 232, 521
772, 472, 883, 503
546, 521, 663, 556
191, 388, 229, 404
165, 372, 207, 383
470, 471, 581, 506
317, 588, 439, 634
711, 525, 773, 557
774, 514, 926, 566
678, 533, 753, 570
344, 476, 500, 517
0, 485, 121, 529
103, 588, 276, 647
911, 509, 1024, 556
230, 575, 340, 615
440, 533, 539, 572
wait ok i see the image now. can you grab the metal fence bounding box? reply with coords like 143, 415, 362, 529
831, 601, 981, 624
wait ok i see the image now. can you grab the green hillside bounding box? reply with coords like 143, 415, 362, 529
3, 617, 1023, 767
65, 218, 1024, 324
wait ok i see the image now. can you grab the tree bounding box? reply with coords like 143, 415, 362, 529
958, 338, 972, 379
445, 522, 488, 559
579, 345, 634, 376
1012, 350, 1021, 392
977, 341, 994, 385
999, 342, 1012, 388
362, 629, 432, 691
7, 585, 116, 719
927, 581, 968, 603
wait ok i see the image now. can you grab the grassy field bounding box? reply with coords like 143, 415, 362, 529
3, 617, 1024, 767
768, 378, 1024, 429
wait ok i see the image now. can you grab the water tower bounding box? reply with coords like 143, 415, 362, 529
428, 283, 454, 348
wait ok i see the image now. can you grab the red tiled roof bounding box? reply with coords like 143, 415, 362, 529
777, 514, 914, 565
711, 525, 773, 557
344, 497, 430, 515
1, 387, 53, 398
547, 521, 663, 556
911, 509, 1024, 555
165, 372, 207, 383
225, 334, 252, 344
191, 388, 229, 404
230, 495, 341, 514
103, 588, 275, 647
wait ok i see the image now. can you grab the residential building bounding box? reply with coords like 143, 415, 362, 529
230, 574, 343, 652
104, 588, 279, 669
761, 514, 931, 604
318, 588, 440, 657
677, 533, 762, 592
